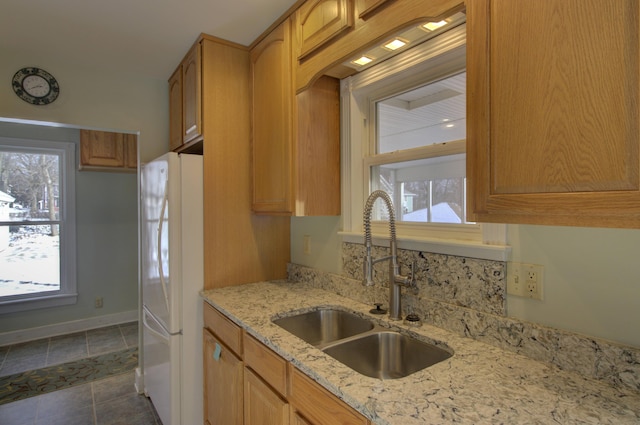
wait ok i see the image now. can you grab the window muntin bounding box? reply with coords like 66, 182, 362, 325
0, 138, 76, 312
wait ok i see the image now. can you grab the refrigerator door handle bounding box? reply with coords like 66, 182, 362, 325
143, 305, 182, 337
157, 178, 171, 313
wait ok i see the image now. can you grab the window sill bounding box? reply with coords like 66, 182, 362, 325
339, 231, 511, 262
0, 293, 78, 314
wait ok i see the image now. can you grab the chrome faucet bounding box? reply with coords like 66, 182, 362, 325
362, 190, 416, 321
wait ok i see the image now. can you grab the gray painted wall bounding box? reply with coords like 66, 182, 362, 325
0, 121, 138, 333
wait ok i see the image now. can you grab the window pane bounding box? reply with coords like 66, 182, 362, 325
376, 72, 466, 154
0, 224, 60, 296
0, 149, 62, 299
371, 154, 469, 224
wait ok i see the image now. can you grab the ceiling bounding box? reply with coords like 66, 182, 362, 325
1, 0, 299, 81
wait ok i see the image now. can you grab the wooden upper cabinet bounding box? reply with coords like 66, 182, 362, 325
251, 19, 294, 214
168, 67, 183, 152
168, 41, 203, 153
79, 129, 137, 172
251, 19, 341, 216
182, 43, 202, 144
296, 0, 353, 60
356, 0, 393, 19
467, 0, 640, 228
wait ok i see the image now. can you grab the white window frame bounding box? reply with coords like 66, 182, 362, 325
340, 24, 510, 261
0, 137, 77, 313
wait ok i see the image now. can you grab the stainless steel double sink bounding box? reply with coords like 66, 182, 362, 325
272, 308, 452, 379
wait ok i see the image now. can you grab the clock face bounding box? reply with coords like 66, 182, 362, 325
12, 67, 60, 105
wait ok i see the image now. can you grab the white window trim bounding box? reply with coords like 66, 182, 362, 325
340, 23, 510, 262
0, 137, 77, 313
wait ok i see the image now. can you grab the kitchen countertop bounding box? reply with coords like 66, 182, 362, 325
201, 280, 640, 424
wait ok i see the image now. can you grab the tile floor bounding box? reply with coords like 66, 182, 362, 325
0, 322, 162, 425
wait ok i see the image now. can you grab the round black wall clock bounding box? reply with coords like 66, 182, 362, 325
12, 67, 60, 105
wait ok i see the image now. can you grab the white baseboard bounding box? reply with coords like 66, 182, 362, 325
0, 309, 138, 346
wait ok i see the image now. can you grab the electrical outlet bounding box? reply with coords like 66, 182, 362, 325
95, 297, 103, 308
507, 262, 544, 300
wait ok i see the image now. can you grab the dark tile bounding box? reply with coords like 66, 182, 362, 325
5, 339, 49, 361
87, 327, 125, 356
47, 332, 88, 366
95, 392, 157, 425
92, 372, 136, 404
1, 353, 47, 376
118, 322, 138, 348
0, 344, 10, 363
0, 395, 39, 424
36, 382, 94, 412
35, 404, 95, 425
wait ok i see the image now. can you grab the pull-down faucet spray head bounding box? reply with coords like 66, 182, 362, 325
362, 190, 396, 286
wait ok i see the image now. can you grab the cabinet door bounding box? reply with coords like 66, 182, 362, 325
296, 0, 353, 60
290, 410, 313, 425
244, 368, 289, 425
467, 0, 640, 228
182, 43, 202, 144
80, 129, 125, 168
251, 19, 294, 214
289, 368, 368, 425
168, 67, 183, 151
203, 329, 243, 425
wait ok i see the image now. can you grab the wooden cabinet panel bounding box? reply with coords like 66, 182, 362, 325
182, 43, 202, 144
244, 333, 288, 397
251, 19, 294, 214
294, 0, 464, 92
467, 0, 640, 228
244, 368, 289, 425
356, 0, 393, 19
123, 134, 137, 168
203, 329, 244, 425
295, 75, 341, 216
79, 129, 136, 172
289, 367, 369, 425
251, 19, 341, 216
204, 302, 243, 356
168, 41, 203, 153
296, 0, 353, 60
168, 67, 183, 152
291, 411, 313, 425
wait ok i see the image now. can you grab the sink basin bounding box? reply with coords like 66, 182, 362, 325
323, 331, 452, 379
273, 309, 374, 346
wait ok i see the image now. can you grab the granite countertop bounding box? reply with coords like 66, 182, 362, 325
201, 280, 640, 425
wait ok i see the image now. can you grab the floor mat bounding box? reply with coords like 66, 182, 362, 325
0, 347, 138, 405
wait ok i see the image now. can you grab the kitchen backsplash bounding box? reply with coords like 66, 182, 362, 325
287, 242, 640, 393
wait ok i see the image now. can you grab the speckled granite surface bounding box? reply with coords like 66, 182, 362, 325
201, 281, 640, 425
289, 263, 640, 393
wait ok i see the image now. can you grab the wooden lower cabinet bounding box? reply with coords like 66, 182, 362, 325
204, 303, 370, 425
290, 411, 313, 425
203, 329, 243, 425
289, 367, 369, 425
245, 368, 289, 425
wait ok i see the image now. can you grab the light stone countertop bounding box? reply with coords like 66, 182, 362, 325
201, 280, 640, 425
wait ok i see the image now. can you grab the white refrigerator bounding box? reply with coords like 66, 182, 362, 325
140, 152, 203, 425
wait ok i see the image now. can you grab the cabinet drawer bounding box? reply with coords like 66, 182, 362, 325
203, 303, 243, 357
243, 333, 288, 397
289, 367, 368, 425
